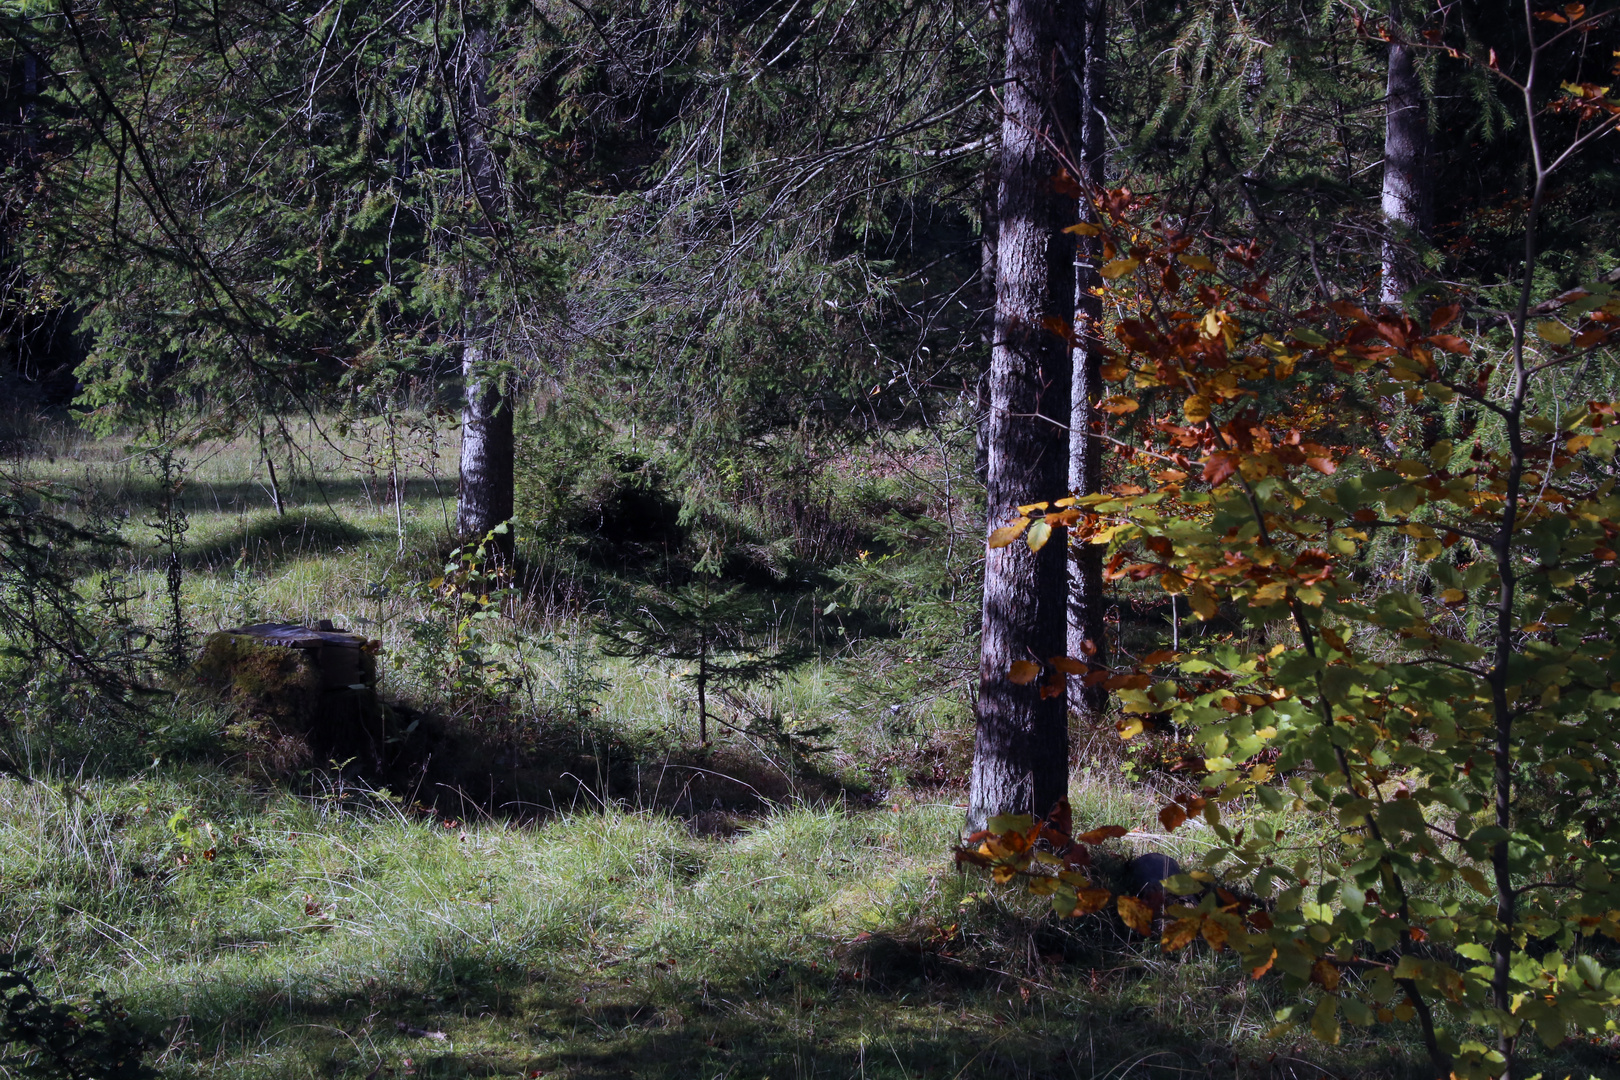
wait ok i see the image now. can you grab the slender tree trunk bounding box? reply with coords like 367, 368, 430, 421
452, 26, 514, 552
1068, 0, 1108, 718
968, 0, 1079, 832
457, 339, 513, 540
1380, 3, 1431, 306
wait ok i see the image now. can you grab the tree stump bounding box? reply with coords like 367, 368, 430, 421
195, 620, 386, 770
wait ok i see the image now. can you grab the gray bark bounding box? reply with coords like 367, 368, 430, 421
1068, 0, 1108, 719
1380, 6, 1431, 306
968, 0, 1079, 832
452, 26, 514, 550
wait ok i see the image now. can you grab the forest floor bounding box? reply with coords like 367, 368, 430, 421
2, 417, 1611, 1080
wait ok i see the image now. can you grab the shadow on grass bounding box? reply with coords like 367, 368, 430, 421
179, 510, 375, 570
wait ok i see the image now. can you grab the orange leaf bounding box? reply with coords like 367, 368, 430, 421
1075, 824, 1127, 844
1072, 887, 1112, 915
1430, 304, 1461, 331
1048, 655, 1089, 675
1141, 649, 1178, 665
1099, 394, 1140, 415
1162, 916, 1201, 951
1118, 895, 1154, 934
1311, 959, 1341, 994
1200, 917, 1230, 951
1305, 456, 1337, 475
1009, 660, 1041, 685
1159, 803, 1189, 831
1250, 947, 1277, 979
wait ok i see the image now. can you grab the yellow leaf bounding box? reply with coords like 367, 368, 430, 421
1026, 519, 1053, 551
1310, 997, 1341, 1045
1180, 254, 1216, 272
1116, 716, 1144, 740
1184, 395, 1212, 422
1100, 257, 1141, 279
1441, 588, 1466, 604
1252, 581, 1288, 604
1118, 895, 1154, 934
988, 517, 1031, 548
1200, 916, 1230, 951
1189, 582, 1218, 620
1536, 320, 1572, 345
1009, 660, 1041, 685
1017, 500, 1051, 514
1064, 222, 1102, 235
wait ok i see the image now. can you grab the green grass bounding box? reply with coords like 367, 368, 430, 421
2, 417, 1615, 1080
3, 766, 1434, 1080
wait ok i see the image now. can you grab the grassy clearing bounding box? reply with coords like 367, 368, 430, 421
1, 418, 1613, 1079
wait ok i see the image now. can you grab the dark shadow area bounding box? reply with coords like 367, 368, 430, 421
182, 510, 375, 570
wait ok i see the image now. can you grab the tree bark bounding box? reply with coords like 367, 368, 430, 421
457, 339, 514, 542
1380, 4, 1431, 307
1068, 0, 1108, 720
968, 0, 1079, 832
452, 26, 514, 552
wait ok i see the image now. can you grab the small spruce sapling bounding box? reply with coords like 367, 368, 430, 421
600, 578, 808, 745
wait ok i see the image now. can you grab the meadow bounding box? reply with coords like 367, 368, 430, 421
1, 413, 1611, 1080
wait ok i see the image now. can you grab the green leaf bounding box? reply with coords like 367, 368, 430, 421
986, 814, 1035, 835
1025, 519, 1053, 552
1310, 997, 1340, 1045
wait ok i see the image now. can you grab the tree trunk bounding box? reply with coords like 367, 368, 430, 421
452, 26, 514, 551
1068, 0, 1108, 719
457, 339, 514, 542
968, 0, 1079, 832
1380, 4, 1431, 307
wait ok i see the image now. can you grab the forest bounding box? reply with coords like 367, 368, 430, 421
0, 0, 1618, 1077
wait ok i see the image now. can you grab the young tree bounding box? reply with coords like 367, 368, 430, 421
600, 580, 807, 746
1068, 0, 1110, 720
970, 0, 1080, 830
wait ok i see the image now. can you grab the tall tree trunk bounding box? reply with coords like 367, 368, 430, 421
1068, 0, 1108, 719
1380, 4, 1431, 307
968, 0, 1079, 832
452, 26, 514, 552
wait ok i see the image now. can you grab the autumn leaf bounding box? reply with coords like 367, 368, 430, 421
1064, 222, 1102, 235
1188, 582, 1218, 620
1202, 452, 1240, 486
1074, 825, 1127, 844
1118, 895, 1154, 934
1162, 916, 1201, 951
1180, 254, 1216, 272
1310, 959, 1341, 994
1116, 716, 1144, 739
1305, 456, 1336, 475
1008, 660, 1041, 685
1099, 394, 1140, 414
1048, 655, 1089, 674
1200, 916, 1230, 951
988, 517, 1031, 548
1430, 303, 1461, 330
1100, 257, 1142, 279
1428, 334, 1470, 355
1159, 803, 1188, 831
1072, 887, 1113, 915
1250, 947, 1277, 979
1183, 395, 1212, 422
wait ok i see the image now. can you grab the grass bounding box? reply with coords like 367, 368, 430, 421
1, 415, 1615, 1080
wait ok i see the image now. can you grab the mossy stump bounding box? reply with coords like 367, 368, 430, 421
195, 621, 386, 771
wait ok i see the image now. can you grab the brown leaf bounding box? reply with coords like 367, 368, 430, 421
1099, 394, 1140, 415
1200, 917, 1230, 951
1305, 456, 1337, 475
1202, 451, 1240, 487
1075, 825, 1128, 845
1008, 660, 1041, 685
1428, 334, 1471, 355
1311, 959, 1341, 994
1159, 803, 1188, 831
1430, 304, 1461, 331
1048, 655, 1089, 675
1118, 895, 1154, 934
